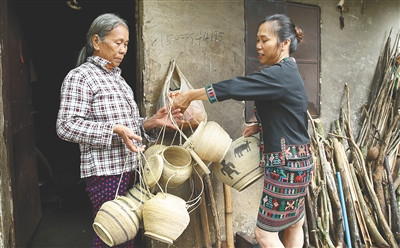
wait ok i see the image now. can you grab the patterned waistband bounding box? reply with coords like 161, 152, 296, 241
261, 139, 312, 167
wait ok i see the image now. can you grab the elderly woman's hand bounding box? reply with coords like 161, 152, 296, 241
114, 124, 146, 153
154, 106, 184, 130
143, 106, 184, 132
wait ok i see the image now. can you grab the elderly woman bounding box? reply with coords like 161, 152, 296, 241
56, 13, 182, 247
173, 14, 313, 248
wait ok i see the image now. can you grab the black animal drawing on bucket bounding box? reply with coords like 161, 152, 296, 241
220, 160, 240, 180
234, 139, 251, 158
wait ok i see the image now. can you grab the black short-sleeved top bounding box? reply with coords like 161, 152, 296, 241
210, 58, 310, 154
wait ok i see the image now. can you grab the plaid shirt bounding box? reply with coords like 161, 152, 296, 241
56, 56, 155, 178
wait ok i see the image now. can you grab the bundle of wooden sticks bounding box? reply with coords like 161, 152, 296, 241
305, 30, 400, 248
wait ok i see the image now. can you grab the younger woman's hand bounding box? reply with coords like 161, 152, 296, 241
171, 91, 192, 113
242, 123, 259, 137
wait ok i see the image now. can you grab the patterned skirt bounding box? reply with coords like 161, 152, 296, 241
257, 143, 314, 232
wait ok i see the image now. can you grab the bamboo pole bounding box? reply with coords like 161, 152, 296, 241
344, 120, 398, 248
192, 206, 205, 248
195, 171, 212, 248
336, 172, 352, 248
305, 187, 320, 248
384, 155, 400, 242
333, 136, 362, 248
223, 184, 234, 248
374, 113, 400, 217
204, 173, 221, 248
306, 113, 322, 248
199, 191, 212, 248
317, 217, 335, 248
349, 157, 390, 247
334, 137, 389, 247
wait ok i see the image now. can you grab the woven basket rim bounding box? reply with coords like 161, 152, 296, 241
143, 154, 164, 187
144, 231, 173, 245
92, 222, 114, 247
161, 146, 192, 168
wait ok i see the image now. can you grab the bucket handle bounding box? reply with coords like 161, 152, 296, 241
185, 166, 205, 213
153, 161, 204, 214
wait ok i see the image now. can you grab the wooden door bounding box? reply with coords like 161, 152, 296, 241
1, 2, 42, 247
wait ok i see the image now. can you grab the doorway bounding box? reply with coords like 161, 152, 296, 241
10, 0, 138, 246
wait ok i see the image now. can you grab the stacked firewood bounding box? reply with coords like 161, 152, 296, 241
305, 31, 400, 248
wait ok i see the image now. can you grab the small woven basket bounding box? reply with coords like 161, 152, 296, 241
126, 183, 154, 217
92, 196, 140, 247
142, 154, 164, 187
159, 145, 193, 188
144, 144, 166, 158
188, 121, 232, 163
143, 192, 190, 245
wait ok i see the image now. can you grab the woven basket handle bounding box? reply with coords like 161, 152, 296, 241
187, 148, 210, 174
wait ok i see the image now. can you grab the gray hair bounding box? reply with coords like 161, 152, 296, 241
76, 13, 129, 67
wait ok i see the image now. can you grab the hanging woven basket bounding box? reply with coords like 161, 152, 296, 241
144, 144, 167, 158
125, 183, 154, 217
187, 121, 232, 163
159, 145, 193, 188
211, 135, 263, 192
142, 154, 164, 187
92, 196, 140, 247
142, 192, 190, 245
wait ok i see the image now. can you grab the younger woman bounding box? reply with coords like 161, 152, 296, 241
173, 14, 313, 248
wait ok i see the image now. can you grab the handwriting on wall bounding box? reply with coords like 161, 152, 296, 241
152, 31, 225, 47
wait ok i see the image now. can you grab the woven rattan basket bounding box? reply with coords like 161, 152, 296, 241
143, 144, 166, 158
143, 192, 190, 245
187, 121, 232, 163
92, 196, 140, 247
142, 154, 163, 187
159, 145, 193, 188
126, 183, 154, 217
211, 135, 263, 191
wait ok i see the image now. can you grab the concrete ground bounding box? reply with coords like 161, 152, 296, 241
27, 199, 93, 247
